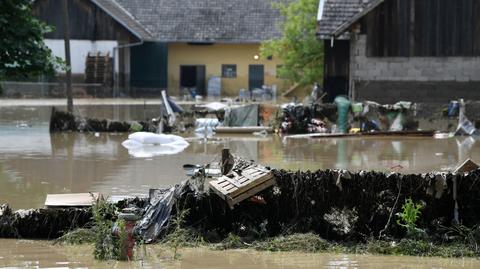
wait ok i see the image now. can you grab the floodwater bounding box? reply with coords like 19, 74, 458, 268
1, 104, 480, 268
1, 239, 480, 269
1, 105, 480, 209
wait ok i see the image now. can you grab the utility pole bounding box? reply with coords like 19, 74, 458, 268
63, 0, 73, 113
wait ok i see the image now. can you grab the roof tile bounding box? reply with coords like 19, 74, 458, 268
318, 0, 375, 40
113, 0, 289, 43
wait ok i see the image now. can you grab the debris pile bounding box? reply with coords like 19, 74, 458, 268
280, 104, 326, 134
177, 164, 480, 242
0, 204, 91, 239
3, 160, 480, 244
49, 107, 158, 133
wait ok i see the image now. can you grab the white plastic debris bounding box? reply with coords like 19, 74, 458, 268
122, 132, 189, 158
127, 132, 188, 146
124, 144, 189, 158
203, 102, 228, 111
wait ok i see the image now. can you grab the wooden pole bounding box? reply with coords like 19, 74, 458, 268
63, 0, 73, 113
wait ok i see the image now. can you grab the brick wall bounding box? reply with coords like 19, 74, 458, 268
350, 34, 480, 103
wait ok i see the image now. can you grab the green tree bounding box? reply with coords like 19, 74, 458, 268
261, 0, 323, 86
0, 0, 60, 82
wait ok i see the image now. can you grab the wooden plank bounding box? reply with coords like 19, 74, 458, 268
454, 159, 480, 173
228, 178, 276, 208
228, 174, 273, 198
215, 126, 273, 134
209, 181, 231, 196
210, 184, 229, 201
209, 163, 275, 208
285, 130, 435, 139
45, 193, 99, 207
473, 0, 480, 55
216, 172, 272, 197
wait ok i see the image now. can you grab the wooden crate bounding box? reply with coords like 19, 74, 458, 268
209, 166, 275, 208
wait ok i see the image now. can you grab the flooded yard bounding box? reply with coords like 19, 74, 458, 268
1, 105, 479, 209
1, 239, 480, 269
1, 105, 480, 268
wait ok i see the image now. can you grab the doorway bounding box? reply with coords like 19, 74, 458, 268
180, 65, 206, 96
248, 65, 264, 90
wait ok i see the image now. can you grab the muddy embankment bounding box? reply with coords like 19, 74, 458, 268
179, 169, 480, 241
0, 204, 91, 238
49, 107, 159, 133
49, 101, 480, 134
2, 168, 479, 242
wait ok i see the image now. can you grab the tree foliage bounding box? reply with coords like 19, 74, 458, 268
0, 0, 61, 80
261, 0, 323, 86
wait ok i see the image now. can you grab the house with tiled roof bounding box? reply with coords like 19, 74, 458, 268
318, 0, 480, 103
33, 0, 289, 97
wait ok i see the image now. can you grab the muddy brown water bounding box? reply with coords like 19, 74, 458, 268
1, 105, 480, 268
1, 239, 480, 269
1, 105, 479, 209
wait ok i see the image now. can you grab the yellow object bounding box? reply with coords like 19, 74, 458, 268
350, 128, 361, 134
168, 43, 289, 96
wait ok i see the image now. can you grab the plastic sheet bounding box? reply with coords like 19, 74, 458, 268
128, 132, 188, 146
224, 104, 259, 127
122, 143, 189, 158
135, 183, 187, 243
122, 133, 189, 158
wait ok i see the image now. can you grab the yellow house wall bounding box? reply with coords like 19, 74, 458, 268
167, 42, 289, 96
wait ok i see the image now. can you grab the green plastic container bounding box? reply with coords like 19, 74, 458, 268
334, 96, 351, 134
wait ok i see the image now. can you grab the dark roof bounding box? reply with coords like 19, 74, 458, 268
92, 0, 154, 40
110, 0, 287, 43
317, 0, 383, 40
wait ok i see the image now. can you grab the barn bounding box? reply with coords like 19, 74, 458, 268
318, 0, 480, 103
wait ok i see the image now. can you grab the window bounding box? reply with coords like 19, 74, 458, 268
222, 64, 237, 78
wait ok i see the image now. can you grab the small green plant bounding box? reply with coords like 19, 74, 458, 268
396, 198, 424, 238
92, 196, 118, 260
114, 219, 129, 260
215, 233, 244, 250
163, 207, 190, 259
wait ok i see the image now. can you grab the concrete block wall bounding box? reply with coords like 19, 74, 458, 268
350, 35, 480, 103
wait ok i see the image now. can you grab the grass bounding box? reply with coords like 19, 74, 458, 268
253, 233, 330, 252
161, 208, 206, 259
52, 229, 479, 259
208, 232, 478, 258
50, 197, 480, 260
54, 228, 95, 245
365, 239, 476, 258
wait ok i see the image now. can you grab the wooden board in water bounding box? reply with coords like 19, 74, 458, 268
285, 130, 435, 139
45, 193, 99, 208
215, 126, 273, 134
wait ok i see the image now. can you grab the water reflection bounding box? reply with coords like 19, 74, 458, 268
1, 129, 479, 209
1, 105, 480, 209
